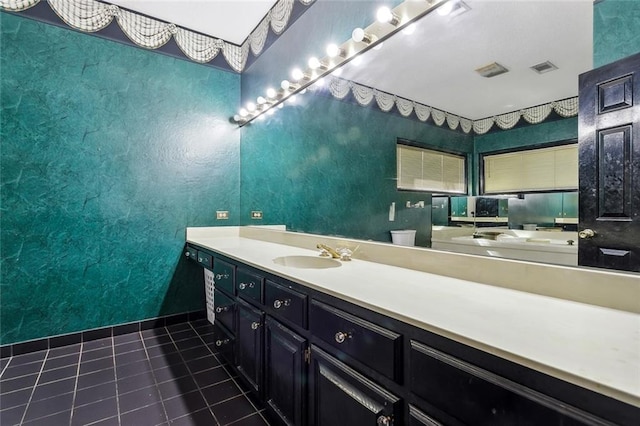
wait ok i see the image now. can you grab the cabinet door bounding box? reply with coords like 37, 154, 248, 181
309, 345, 401, 426
265, 317, 306, 426
236, 298, 264, 394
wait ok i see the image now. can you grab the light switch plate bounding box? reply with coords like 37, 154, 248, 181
251, 211, 263, 220
216, 211, 229, 220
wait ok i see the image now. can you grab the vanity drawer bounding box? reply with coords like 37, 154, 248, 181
410, 340, 592, 425
265, 280, 307, 329
213, 258, 235, 295
213, 289, 235, 333
212, 322, 235, 365
197, 251, 212, 269
236, 268, 264, 305
309, 299, 402, 382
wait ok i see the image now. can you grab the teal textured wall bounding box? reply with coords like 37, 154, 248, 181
594, 0, 640, 67
240, 92, 473, 245
0, 14, 241, 345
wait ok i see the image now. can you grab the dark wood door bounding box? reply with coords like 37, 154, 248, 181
236, 298, 264, 394
264, 317, 307, 426
578, 52, 640, 272
308, 345, 401, 426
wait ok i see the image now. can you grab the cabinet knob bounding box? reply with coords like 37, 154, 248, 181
215, 273, 229, 280
334, 331, 350, 344
215, 306, 229, 313
377, 415, 392, 426
198, 257, 203, 262
579, 229, 596, 239
185, 251, 190, 257
251, 321, 261, 330
238, 282, 255, 290
215, 339, 229, 347
273, 299, 290, 309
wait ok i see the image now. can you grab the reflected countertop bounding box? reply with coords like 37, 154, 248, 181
186, 226, 640, 408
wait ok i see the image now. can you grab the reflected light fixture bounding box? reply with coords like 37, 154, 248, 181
291, 67, 308, 81
376, 6, 400, 26
246, 102, 256, 112
281, 80, 292, 90
266, 87, 277, 98
257, 96, 266, 105
239, 108, 248, 117
351, 28, 375, 44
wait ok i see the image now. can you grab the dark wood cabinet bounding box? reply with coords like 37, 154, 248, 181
265, 317, 307, 426
236, 298, 264, 394
186, 244, 637, 426
309, 345, 401, 426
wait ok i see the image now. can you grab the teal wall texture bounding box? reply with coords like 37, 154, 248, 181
0, 14, 241, 344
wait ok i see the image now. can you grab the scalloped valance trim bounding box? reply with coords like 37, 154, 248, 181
0, 0, 314, 72
314, 76, 577, 134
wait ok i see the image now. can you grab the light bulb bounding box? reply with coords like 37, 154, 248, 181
266, 87, 277, 98
351, 56, 363, 67
308, 57, 324, 70
326, 43, 343, 58
332, 67, 343, 77
246, 102, 256, 112
278, 103, 284, 109
352, 28, 374, 44
257, 114, 265, 121
267, 109, 275, 116
239, 108, 248, 117
233, 114, 241, 122
257, 96, 266, 105
291, 68, 305, 81
281, 80, 290, 90
300, 88, 307, 95
373, 42, 384, 51
288, 95, 297, 104
376, 7, 399, 25
315, 77, 326, 87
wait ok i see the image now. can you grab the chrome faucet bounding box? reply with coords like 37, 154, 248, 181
317, 244, 353, 261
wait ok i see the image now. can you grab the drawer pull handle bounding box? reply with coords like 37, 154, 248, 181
273, 299, 291, 309
215, 273, 229, 280
215, 339, 229, 347
215, 306, 230, 313
238, 282, 255, 290
334, 331, 350, 344
251, 321, 261, 330
377, 415, 392, 426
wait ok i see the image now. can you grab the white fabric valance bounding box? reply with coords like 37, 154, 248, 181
2, 0, 315, 72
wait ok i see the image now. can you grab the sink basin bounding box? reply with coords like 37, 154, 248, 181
273, 256, 342, 269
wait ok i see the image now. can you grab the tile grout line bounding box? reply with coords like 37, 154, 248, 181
189, 321, 270, 425
67, 341, 84, 426
140, 327, 171, 425
17, 348, 50, 425
0, 356, 13, 378
109, 333, 123, 426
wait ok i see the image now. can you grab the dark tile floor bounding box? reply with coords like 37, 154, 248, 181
0, 320, 270, 426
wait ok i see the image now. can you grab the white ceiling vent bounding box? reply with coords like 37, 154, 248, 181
475, 62, 509, 78
530, 61, 558, 74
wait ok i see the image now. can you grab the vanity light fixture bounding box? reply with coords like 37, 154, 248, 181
326, 43, 346, 58
437, 0, 470, 18
266, 87, 277, 99
376, 6, 400, 26
291, 67, 310, 81
308, 56, 328, 71
233, 0, 447, 125
352, 28, 375, 45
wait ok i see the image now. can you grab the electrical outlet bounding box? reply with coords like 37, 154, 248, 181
216, 211, 229, 220
251, 211, 263, 220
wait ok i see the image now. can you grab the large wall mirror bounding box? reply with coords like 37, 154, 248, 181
239, 0, 638, 273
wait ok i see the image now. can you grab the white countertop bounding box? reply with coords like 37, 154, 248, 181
187, 228, 640, 408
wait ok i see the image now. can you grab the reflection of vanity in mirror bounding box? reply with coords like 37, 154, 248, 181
431, 194, 580, 266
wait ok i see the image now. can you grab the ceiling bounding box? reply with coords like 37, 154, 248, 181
338, 0, 593, 120
104, 0, 593, 121
108, 0, 278, 44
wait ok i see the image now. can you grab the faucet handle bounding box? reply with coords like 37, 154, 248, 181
318, 248, 331, 257
337, 247, 353, 261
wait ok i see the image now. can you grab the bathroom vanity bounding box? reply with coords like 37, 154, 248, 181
186, 226, 639, 426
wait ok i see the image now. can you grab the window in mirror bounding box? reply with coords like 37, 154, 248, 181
481, 142, 578, 194
397, 141, 467, 195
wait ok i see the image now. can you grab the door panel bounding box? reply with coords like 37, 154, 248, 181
578, 52, 640, 272
236, 299, 264, 394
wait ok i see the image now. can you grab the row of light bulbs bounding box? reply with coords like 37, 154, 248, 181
233, 0, 449, 124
